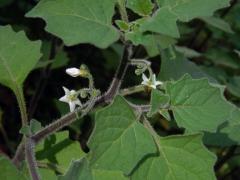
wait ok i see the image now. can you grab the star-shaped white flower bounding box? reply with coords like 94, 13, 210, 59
141, 73, 163, 89
66, 67, 81, 77
59, 87, 82, 112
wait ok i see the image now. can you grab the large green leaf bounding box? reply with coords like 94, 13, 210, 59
159, 0, 229, 22
227, 76, 240, 98
59, 157, 128, 180
0, 155, 28, 180
141, 7, 179, 37
141, 0, 230, 37
148, 90, 170, 117
200, 16, 234, 34
126, 0, 154, 16
166, 75, 233, 132
158, 49, 215, 83
26, 0, 119, 48
88, 96, 157, 175
0, 25, 41, 92
36, 131, 85, 173
131, 134, 216, 180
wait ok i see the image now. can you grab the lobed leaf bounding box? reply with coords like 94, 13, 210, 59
131, 134, 216, 180
88, 96, 157, 175
26, 0, 119, 48
166, 75, 233, 132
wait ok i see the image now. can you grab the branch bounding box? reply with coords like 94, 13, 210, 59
12, 43, 133, 168
32, 43, 133, 144
98, 43, 133, 103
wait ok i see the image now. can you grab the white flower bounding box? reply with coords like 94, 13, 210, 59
141, 73, 163, 89
59, 87, 82, 112
66, 67, 81, 77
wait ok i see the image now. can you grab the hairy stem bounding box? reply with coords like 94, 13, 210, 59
14, 86, 40, 180
25, 137, 40, 180
120, 85, 145, 96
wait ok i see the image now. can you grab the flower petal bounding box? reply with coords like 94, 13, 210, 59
62, 86, 69, 94
69, 102, 76, 112
66, 67, 80, 77
142, 73, 148, 82
155, 81, 163, 86
59, 95, 68, 103
75, 99, 82, 106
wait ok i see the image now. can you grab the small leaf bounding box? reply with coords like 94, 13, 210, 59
166, 75, 233, 132
19, 125, 31, 136
115, 20, 129, 32
126, 0, 154, 16
148, 90, 170, 117
88, 96, 157, 175
26, 0, 119, 48
131, 134, 217, 180
30, 119, 42, 134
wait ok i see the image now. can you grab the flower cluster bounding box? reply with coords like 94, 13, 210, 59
59, 67, 86, 112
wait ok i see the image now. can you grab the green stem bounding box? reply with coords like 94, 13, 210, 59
120, 85, 145, 96
117, 0, 129, 22
14, 86, 40, 180
14, 85, 28, 126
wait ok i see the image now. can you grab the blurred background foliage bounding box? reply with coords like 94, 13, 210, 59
0, 0, 240, 179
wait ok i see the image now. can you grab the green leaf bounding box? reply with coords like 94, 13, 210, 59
148, 90, 170, 117
158, 49, 215, 83
39, 168, 57, 180
0, 25, 41, 91
88, 96, 157, 175
115, 20, 129, 32
227, 76, 240, 98
205, 48, 240, 69
175, 46, 202, 58
26, 0, 119, 48
142, 0, 230, 37
59, 157, 128, 180
36, 131, 85, 173
126, 0, 154, 16
200, 16, 234, 34
159, 0, 229, 22
30, 119, 42, 134
204, 108, 240, 147
166, 75, 233, 132
59, 158, 93, 180
131, 134, 216, 180
0, 155, 28, 180
141, 7, 179, 37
